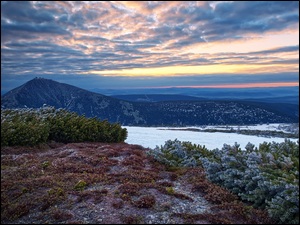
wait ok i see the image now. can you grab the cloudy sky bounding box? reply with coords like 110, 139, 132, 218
1, 1, 299, 93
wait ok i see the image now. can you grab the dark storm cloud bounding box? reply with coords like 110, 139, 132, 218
1, 1, 54, 23
207, 1, 299, 35
150, 1, 299, 43
2, 41, 84, 59
2, 22, 69, 37
1, 1, 71, 42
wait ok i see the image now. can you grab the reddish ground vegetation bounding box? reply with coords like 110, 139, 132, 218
1, 142, 273, 224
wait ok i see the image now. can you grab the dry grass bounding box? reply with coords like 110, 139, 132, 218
1, 142, 273, 224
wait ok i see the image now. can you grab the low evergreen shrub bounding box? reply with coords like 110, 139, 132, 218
148, 139, 299, 224
1, 106, 127, 146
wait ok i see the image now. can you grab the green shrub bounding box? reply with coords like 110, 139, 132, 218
74, 180, 87, 191
200, 140, 299, 224
147, 139, 211, 168
1, 109, 49, 146
149, 139, 299, 224
1, 107, 127, 146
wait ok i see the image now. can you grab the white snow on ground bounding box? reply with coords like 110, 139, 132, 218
123, 124, 299, 150
188, 123, 299, 133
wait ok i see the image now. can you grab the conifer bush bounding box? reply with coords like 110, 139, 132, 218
1, 106, 127, 146
200, 140, 299, 224
1, 109, 50, 146
147, 139, 212, 168
148, 139, 299, 224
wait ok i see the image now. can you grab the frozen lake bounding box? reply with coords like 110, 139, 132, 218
123, 124, 298, 150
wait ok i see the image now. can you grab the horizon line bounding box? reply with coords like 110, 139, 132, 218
138, 82, 299, 89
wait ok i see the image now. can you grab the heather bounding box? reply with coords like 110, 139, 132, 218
1, 142, 273, 224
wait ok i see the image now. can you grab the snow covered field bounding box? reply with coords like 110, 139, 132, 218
123, 124, 299, 150
191, 123, 299, 133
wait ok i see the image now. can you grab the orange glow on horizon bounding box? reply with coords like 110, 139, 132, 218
84, 62, 298, 77
144, 82, 299, 89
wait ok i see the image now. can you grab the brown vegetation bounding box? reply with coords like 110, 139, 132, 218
1, 142, 273, 224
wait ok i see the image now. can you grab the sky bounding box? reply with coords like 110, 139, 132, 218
1, 1, 299, 94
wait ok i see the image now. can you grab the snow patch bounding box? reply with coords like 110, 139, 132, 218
123, 124, 298, 150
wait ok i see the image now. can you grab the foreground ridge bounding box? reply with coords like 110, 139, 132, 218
1, 142, 273, 224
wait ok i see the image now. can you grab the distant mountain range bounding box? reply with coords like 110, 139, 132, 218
91, 86, 299, 105
111, 94, 206, 102
110, 94, 299, 105
1, 78, 298, 126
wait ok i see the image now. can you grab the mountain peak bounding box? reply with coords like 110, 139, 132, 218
1, 78, 95, 109
28, 77, 57, 85
30, 77, 51, 82
1, 78, 146, 124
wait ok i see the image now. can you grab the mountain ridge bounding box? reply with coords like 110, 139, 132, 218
1, 77, 298, 125
90, 86, 299, 104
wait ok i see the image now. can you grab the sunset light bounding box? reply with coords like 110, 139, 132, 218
1, 4, 299, 223
1, 1, 299, 91
146, 82, 299, 89
86, 63, 299, 77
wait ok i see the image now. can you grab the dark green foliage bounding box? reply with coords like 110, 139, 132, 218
74, 180, 87, 191
1, 109, 50, 146
1, 107, 127, 146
